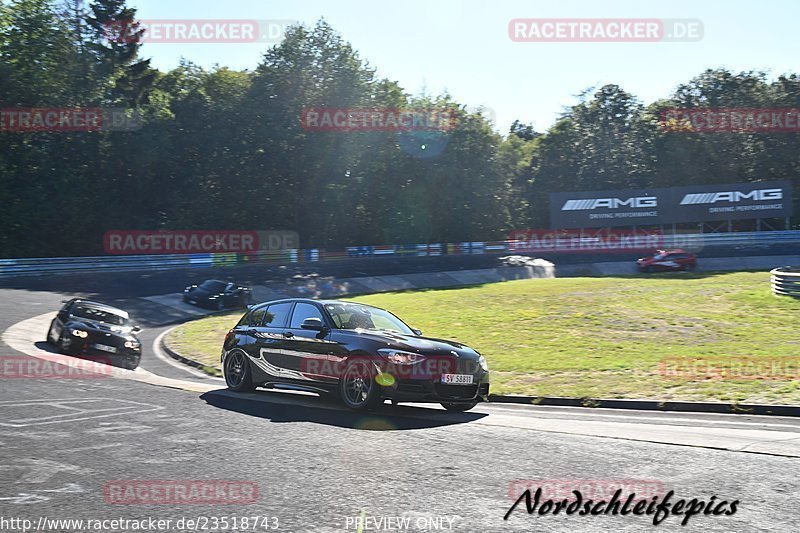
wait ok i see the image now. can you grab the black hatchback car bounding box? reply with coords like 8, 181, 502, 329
221, 299, 490, 411
47, 299, 142, 369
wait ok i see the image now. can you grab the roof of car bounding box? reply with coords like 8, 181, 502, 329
251, 298, 384, 311
72, 300, 129, 319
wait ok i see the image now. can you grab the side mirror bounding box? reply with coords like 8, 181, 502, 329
131, 325, 142, 333
301, 317, 326, 331
412, 329, 422, 336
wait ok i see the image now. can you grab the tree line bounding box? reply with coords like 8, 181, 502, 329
1, 0, 798, 257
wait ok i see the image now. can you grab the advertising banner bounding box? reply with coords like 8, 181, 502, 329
550, 180, 793, 228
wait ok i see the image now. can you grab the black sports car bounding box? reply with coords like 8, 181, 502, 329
47, 299, 142, 370
221, 299, 490, 411
183, 279, 252, 310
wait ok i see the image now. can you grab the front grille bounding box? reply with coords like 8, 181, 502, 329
435, 383, 479, 399
396, 382, 426, 393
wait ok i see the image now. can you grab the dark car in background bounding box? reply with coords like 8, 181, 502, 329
184, 279, 252, 310
221, 299, 490, 411
47, 299, 142, 370
637, 249, 698, 273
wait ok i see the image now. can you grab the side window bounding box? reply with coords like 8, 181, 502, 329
289, 303, 324, 329
248, 307, 267, 327
225, 283, 236, 292
263, 302, 293, 328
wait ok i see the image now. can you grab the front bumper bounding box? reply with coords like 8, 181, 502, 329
377, 367, 490, 403
60, 335, 141, 362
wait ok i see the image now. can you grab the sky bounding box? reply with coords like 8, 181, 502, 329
127, 0, 799, 134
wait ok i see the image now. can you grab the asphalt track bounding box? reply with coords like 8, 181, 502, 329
1, 252, 799, 532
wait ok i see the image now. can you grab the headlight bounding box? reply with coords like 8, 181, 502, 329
71, 329, 88, 338
124, 340, 140, 349
478, 355, 489, 371
378, 349, 424, 365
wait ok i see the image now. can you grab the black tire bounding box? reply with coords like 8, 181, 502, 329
339, 359, 381, 411
122, 358, 139, 370
224, 350, 256, 392
441, 401, 479, 412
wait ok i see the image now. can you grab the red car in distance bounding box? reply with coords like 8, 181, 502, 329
637, 249, 698, 273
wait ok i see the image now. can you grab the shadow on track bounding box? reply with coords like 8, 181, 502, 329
200, 388, 487, 431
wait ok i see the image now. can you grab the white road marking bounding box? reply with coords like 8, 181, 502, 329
0, 398, 164, 427
479, 405, 800, 430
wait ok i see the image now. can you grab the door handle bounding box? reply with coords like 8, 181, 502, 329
283, 331, 294, 338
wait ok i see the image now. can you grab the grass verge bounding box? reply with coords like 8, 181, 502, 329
165, 271, 800, 404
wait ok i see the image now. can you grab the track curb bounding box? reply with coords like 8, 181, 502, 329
488, 394, 800, 417
160, 325, 220, 376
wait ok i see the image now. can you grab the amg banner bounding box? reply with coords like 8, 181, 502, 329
550, 180, 793, 228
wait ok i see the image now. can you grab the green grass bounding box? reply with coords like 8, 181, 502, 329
166, 272, 800, 404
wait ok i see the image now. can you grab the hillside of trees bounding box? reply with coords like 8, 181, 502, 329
1, 0, 799, 257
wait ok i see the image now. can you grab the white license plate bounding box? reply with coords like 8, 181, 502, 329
93, 344, 117, 353
441, 374, 473, 385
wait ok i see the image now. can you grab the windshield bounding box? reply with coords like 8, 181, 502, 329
325, 303, 414, 335
71, 305, 127, 326
199, 280, 226, 291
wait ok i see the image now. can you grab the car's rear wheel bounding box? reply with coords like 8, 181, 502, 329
339, 359, 380, 411
239, 292, 251, 308
224, 350, 255, 392
441, 401, 479, 412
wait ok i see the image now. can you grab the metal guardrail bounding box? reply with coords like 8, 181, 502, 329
1, 230, 800, 279
771, 267, 800, 298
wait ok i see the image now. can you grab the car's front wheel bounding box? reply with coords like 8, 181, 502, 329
339, 359, 380, 411
223, 350, 255, 392
441, 401, 479, 412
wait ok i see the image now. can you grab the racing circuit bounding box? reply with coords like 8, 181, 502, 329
1, 245, 800, 532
